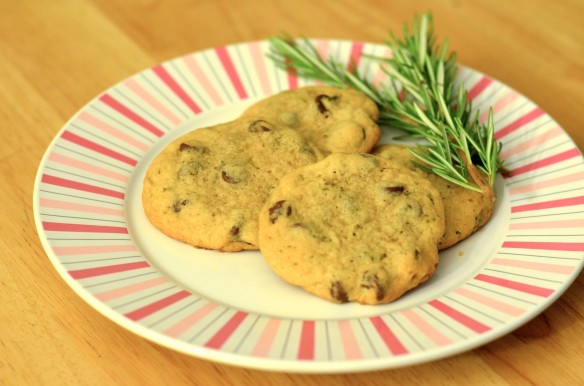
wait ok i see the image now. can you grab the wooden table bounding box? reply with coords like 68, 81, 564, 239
3, 0, 584, 384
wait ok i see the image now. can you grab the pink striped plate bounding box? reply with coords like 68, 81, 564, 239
33, 40, 584, 372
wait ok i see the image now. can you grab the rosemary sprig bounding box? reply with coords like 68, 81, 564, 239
268, 13, 504, 196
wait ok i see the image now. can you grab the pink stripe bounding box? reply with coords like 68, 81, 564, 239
252, 319, 281, 357
401, 309, 452, 347
215, 46, 248, 99
491, 258, 576, 275
48, 152, 129, 183
99, 93, 164, 137
500, 126, 563, 160
454, 288, 524, 316
467, 76, 493, 100
512, 196, 584, 213
338, 320, 362, 359
475, 274, 554, 297
297, 321, 315, 360
78, 111, 149, 152
495, 107, 545, 140
69, 261, 150, 279
43, 222, 128, 234
123, 79, 181, 126
370, 316, 408, 355
52, 244, 136, 256
507, 148, 580, 177
372, 47, 392, 88
312, 41, 330, 86
347, 41, 364, 73
316, 40, 329, 59
502, 240, 584, 252
205, 311, 248, 349
182, 55, 224, 106
61, 131, 137, 167
428, 300, 491, 334
248, 42, 272, 96
94, 277, 168, 302
510, 170, 584, 195
479, 90, 519, 123
125, 290, 191, 321
165, 303, 218, 338
152, 64, 202, 114
510, 219, 584, 230
39, 198, 124, 217
41, 174, 124, 199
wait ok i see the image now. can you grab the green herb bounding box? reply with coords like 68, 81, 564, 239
268, 13, 504, 198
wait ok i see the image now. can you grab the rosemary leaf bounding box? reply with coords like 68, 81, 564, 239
267, 12, 504, 193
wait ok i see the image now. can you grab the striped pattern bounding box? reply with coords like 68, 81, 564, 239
35, 40, 584, 371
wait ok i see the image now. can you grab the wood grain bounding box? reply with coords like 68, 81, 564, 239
2, 0, 584, 384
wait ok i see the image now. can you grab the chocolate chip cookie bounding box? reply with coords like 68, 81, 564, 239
243, 86, 381, 154
142, 116, 323, 251
258, 153, 445, 304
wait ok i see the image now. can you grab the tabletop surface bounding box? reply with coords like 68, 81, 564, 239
3, 0, 584, 384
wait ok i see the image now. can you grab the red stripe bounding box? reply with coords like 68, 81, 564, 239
297, 321, 315, 360
512, 196, 584, 213
215, 46, 248, 99
428, 300, 491, 334
347, 41, 364, 73
152, 64, 202, 114
43, 221, 128, 234
99, 93, 164, 137
41, 174, 124, 199
61, 131, 137, 166
125, 290, 191, 321
205, 311, 248, 349
69, 261, 149, 279
502, 241, 584, 252
507, 148, 580, 177
369, 316, 408, 355
286, 63, 298, 90
475, 274, 554, 297
467, 76, 493, 100
494, 107, 545, 140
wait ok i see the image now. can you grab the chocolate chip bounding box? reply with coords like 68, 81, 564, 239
384, 186, 405, 194
230, 226, 240, 236
221, 171, 239, 184
268, 200, 285, 223
315, 94, 337, 117
361, 272, 385, 301
248, 119, 273, 132
179, 143, 208, 154
330, 281, 348, 303
172, 199, 189, 213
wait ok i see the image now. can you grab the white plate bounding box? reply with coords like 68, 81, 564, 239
33, 40, 584, 373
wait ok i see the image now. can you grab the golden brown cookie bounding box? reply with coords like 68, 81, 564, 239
372, 144, 494, 249
258, 153, 445, 305
142, 116, 323, 252
243, 86, 381, 154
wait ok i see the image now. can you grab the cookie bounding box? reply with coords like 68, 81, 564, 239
142, 116, 323, 252
258, 153, 445, 305
372, 144, 494, 249
243, 86, 381, 154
